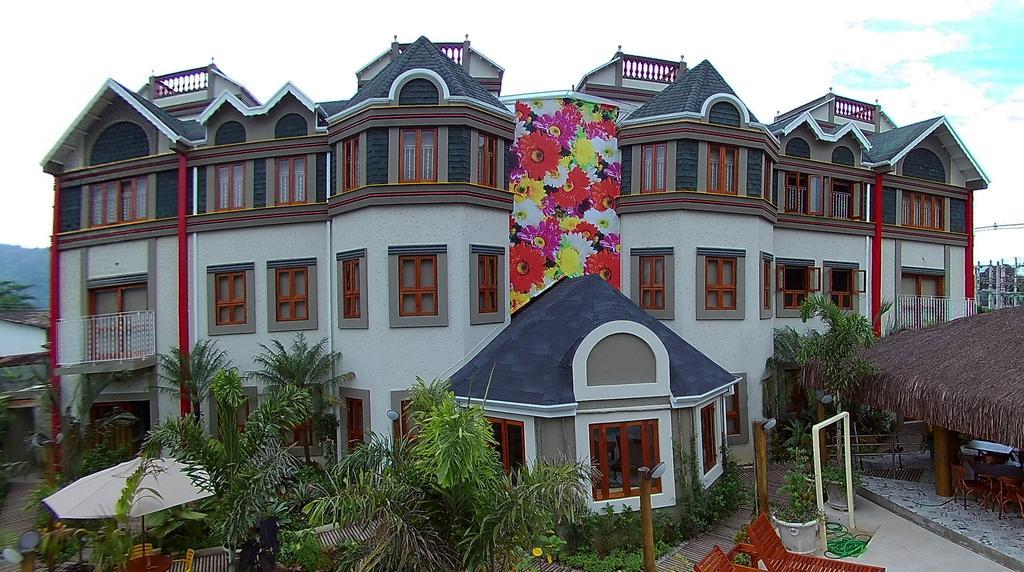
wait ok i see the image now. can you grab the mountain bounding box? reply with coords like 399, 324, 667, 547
0, 244, 49, 308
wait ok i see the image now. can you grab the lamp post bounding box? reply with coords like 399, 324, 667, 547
385, 409, 401, 444
818, 393, 833, 467
753, 418, 776, 516
639, 461, 666, 572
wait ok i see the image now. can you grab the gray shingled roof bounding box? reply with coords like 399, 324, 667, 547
863, 117, 940, 163
628, 60, 759, 123
318, 100, 349, 116
0, 309, 49, 329
341, 36, 505, 112
116, 81, 206, 141
449, 275, 736, 406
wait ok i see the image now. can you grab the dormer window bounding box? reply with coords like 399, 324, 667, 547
400, 128, 437, 182
90, 177, 147, 227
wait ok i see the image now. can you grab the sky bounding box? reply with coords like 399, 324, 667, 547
2, 0, 1022, 261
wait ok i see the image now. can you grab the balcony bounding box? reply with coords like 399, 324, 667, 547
886, 296, 977, 334
57, 311, 157, 373
833, 96, 875, 124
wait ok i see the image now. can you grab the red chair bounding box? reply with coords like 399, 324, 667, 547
951, 464, 989, 509
694, 545, 760, 572
996, 477, 1024, 519
747, 513, 886, 571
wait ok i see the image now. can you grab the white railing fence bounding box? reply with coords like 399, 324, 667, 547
57, 311, 156, 366
887, 295, 976, 334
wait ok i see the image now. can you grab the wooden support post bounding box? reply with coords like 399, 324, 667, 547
753, 421, 770, 516
934, 425, 954, 497
639, 470, 656, 572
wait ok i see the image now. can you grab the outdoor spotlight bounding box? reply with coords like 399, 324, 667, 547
763, 418, 777, 431
647, 461, 667, 480
820, 394, 834, 405
385, 409, 400, 422
18, 531, 40, 552
1, 548, 22, 564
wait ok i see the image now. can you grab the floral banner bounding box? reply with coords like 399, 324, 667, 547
509, 97, 621, 312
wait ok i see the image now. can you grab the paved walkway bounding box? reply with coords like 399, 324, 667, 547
0, 475, 43, 572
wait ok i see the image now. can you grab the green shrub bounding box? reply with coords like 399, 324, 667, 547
565, 504, 679, 556
278, 530, 329, 571
78, 443, 130, 477
560, 542, 670, 572
676, 442, 748, 540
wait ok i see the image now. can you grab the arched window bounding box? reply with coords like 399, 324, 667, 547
398, 78, 440, 105
90, 121, 149, 165
785, 137, 811, 159
903, 148, 946, 182
214, 121, 246, 145
831, 145, 855, 166
274, 113, 308, 138
708, 101, 741, 127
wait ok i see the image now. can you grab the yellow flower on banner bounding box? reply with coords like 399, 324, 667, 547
512, 177, 546, 206
572, 137, 596, 167
559, 217, 581, 231
510, 290, 531, 312
556, 245, 583, 277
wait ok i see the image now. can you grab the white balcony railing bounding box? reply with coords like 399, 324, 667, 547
831, 191, 851, 219
57, 311, 156, 367
887, 295, 976, 334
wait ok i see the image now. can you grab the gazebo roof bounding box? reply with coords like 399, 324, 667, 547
803, 306, 1024, 447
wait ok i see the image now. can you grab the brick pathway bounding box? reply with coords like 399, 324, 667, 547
0, 475, 43, 572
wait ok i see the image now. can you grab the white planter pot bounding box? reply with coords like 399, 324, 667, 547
771, 516, 820, 555
825, 482, 853, 511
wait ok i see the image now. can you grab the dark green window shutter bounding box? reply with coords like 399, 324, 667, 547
746, 149, 763, 197
253, 159, 266, 207
676, 140, 698, 190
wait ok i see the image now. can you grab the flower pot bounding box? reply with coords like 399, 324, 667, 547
825, 482, 853, 511
771, 515, 819, 554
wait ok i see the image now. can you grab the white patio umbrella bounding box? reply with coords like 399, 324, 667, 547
44, 457, 212, 519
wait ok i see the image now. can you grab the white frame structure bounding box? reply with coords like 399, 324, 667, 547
811, 411, 855, 551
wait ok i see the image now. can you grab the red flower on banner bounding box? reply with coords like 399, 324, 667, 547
515, 101, 533, 121
591, 178, 620, 211
510, 242, 547, 293
585, 249, 620, 288
518, 131, 562, 180
574, 220, 599, 241
552, 166, 591, 210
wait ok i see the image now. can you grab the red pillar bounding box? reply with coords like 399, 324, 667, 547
49, 176, 62, 458
871, 173, 884, 336
176, 152, 192, 416
965, 190, 975, 299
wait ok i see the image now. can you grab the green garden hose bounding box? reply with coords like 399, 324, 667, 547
824, 521, 872, 559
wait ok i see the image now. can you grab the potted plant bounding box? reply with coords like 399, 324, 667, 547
772, 449, 821, 554
820, 464, 862, 511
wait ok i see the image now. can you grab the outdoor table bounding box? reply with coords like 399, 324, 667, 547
967, 440, 1015, 455
125, 554, 172, 572
973, 463, 1024, 479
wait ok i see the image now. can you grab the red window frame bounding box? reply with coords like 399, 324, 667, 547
705, 256, 737, 311
276, 156, 307, 205
400, 399, 413, 437
901, 191, 944, 230
828, 268, 866, 310
90, 178, 148, 227
275, 267, 309, 322
346, 397, 364, 450
640, 143, 667, 193
487, 417, 526, 474
88, 283, 148, 316
700, 403, 718, 474
343, 137, 360, 191
342, 258, 361, 319
589, 419, 661, 501
478, 254, 499, 314
707, 144, 738, 194
762, 258, 772, 311
764, 158, 774, 202
638, 255, 666, 310
214, 272, 247, 326
399, 128, 438, 183
477, 133, 498, 187
830, 179, 853, 220
778, 265, 821, 309
290, 420, 314, 446
725, 391, 741, 436
215, 163, 246, 211
397, 255, 439, 317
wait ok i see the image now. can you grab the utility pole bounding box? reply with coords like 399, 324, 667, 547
753, 420, 774, 516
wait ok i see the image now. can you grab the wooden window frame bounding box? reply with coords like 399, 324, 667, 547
477, 254, 499, 314
477, 133, 498, 187
784, 171, 807, 214
764, 158, 774, 202
276, 156, 307, 205
726, 391, 741, 436
589, 419, 662, 501
88, 283, 147, 315
761, 258, 772, 311
90, 178, 148, 227
777, 264, 821, 309
346, 397, 364, 450
829, 179, 853, 220
827, 268, 864, 310
907, 273, 945, 297
399, 128, 438, 183
638, 255, 666, 310
704, 256, 738, 311
706, 144, 738, 195
214, 272, 247, 326
215, 163, 246, 211
640, 143, 667, 193
398, 255, 439, 317
274, 267, 310, 322
342, 137, 360, 191
807, 175, 825, 216
342, 258, 361, 319
487, 417, 526, 474
901, 191, 944, 230
400, 399, 413, 437
700, 403, 718, 474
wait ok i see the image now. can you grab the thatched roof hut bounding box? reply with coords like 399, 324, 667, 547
803, 306, 1024, 447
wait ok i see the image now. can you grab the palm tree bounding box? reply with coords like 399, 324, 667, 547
251, 334, 353, 462
144, 369, 312, 551
157, 339, 231, 421
305, 379, 592, 571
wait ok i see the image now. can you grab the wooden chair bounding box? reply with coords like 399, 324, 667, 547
996, 477, 1024, 519
951, 464, 989, 509
128, 543, 155, 560
171, 549, 195, 572
694, 545, 760, 572
747, 513, 886, 571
